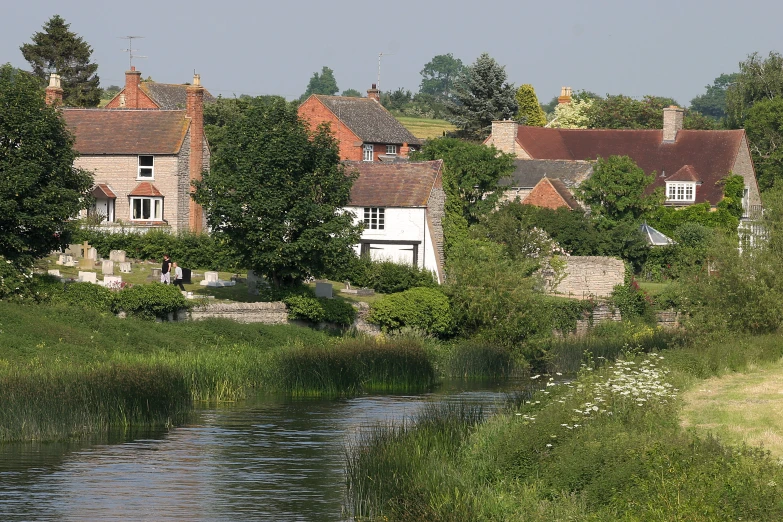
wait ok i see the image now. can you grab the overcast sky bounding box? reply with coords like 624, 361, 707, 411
2, 0, 781, 106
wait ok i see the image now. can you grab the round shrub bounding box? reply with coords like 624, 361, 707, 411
52, 282, 115, 312
336, 258, 436, 294
114, 283, 188, 320
284, 295, 356, 326
368, 287, 454, 337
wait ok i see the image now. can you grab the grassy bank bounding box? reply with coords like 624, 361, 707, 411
346, 333, 783, 520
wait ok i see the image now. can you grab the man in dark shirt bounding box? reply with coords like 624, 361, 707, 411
161, 254, 171, 284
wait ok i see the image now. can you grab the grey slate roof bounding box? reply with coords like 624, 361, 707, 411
314, 95, 421, 146
500, 159, 594, 188
140, 82, 216, 109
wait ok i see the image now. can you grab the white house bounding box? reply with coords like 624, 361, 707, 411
344, 160, 446, 283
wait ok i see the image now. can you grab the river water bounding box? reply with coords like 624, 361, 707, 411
0, 381, 518, 521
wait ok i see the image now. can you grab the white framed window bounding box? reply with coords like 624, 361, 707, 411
363, 207, 385, 230
130, 197, 163, 220
666, 182, 695, 202
138, 155, 154, 179
386, 144, 397, 155
363, 144, 374, 162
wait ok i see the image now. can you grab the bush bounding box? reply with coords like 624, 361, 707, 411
114, 283, 188, 320
368, 287, 454, 337
611, 279, 654, 322
52, 282, 115, 312
336, 258, 436, 294
0, 257, 31, 299
284, 295, 356, 326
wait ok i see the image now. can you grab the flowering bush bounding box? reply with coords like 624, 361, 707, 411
0, 257, 32, 299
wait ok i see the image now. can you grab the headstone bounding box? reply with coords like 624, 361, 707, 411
78, 271, 97, 284
104, 275, 122, 288
119, 262, 132, 273
48, 269, 61, 277
109, 250, 126, 262
101, 260, 115, 275
57, 254, 73, 266
152, 267, 161, 279
87, 247, 98, 261
67, 244, 81, 257
315, 282, 333, 299
181, 267, 192, 284
205, 271, 219, 283
79, 241, 93, 269
247, 270, 260, 295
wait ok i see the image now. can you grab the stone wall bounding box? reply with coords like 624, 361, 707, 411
188, 301, 288, 324
552, 256, 625, 299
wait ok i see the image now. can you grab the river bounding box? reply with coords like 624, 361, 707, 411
0, 381, 518, 521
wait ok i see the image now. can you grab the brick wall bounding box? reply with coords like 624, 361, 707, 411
487, 120, 519, 155
662, 106, 684, 142
298, 97, 363, 161
105, 69, 157, 109
551, 256, 625, 299
426, 184, 446, 282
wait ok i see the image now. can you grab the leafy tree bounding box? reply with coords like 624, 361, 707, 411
726, 52, 783, 128
0, 64, 93, 267
515, 84, 547, 126
743, 97, 783, 190
20, 15, 100, 107
341, 88, 362, 97
419, 53, 464, 101
299, 66, 339, 101
380, 88, 413, 112
576, 155, 663, 223
204, 95, 287, 156
100, 85, 120, 101
549, 98, 593, 128
541, 95, 559, 115
192, 97, 362, 288
448, 53, 517, 139
690, 73, 739, 121
587, 94, 714, 130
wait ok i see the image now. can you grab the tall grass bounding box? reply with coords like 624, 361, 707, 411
438, 340, 528, 380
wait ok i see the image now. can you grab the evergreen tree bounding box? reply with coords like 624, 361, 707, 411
20, 15, 101, 107
448, 53, 517, 139
515, 84, 547, 126
300, 66, 339, 102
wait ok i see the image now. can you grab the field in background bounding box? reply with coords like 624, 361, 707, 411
396, 116, 455, 140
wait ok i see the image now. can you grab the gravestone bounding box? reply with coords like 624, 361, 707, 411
79, 241, 93, 269
315, 282, 333, 299
87, 247, 98, 261
66, 244, 81, 257
119, 262, 132, 273
101, 260, 114, 275
204, 271, 219, 283
181, 267, 192, 284
78, 271, 97, 284
151, 267, 161, 279
57, 254, 73, 266
48, 269, 61, 277
247, 270, 260, 295
109, 250, 126, 262
103, 275, 122, 288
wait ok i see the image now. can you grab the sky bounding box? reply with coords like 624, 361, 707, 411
2, 0, 782, 107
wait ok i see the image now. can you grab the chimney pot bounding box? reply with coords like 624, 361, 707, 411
558, 86, 572, 105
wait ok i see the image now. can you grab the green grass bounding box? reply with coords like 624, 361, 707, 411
638, 281, 670, 295
396, 116, 456, 140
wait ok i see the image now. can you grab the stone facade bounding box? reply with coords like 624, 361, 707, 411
486, 120, 521, 156
189, 302, 288, 324
734, 135, 763, 212
551, 256, 625, 299
426, 185, 447, 282
662, 106, 684, 142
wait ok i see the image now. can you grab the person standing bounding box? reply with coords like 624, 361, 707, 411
161, 254, 171, 284
172, 262, 185, 291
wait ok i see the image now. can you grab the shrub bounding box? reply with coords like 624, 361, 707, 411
52, 282, 115, 312
611, 279, 653, 322
337, 258, 436, 294
0, 257, 31, 299
368, 287, 454, 337
114, 283, 188, 320
284, 295, 356, 326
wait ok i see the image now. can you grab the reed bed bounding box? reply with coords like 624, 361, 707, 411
438, 340, 528, 380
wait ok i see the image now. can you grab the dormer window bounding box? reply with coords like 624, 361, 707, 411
138, 155, 154, 179
666, 182, 695, 202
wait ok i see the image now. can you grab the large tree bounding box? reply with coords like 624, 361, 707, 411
20, 15, 100, 107
300, 66, 339, 102
726, 51, 783, 128
744, 97, 783, 191
0, 64, 93, 267
515, 84, 547, 126
193, 97, 362, 287
587, 94, 716, 130
690, 73, 738, 121
448, 53, 517, 139
419, 53, 464, 101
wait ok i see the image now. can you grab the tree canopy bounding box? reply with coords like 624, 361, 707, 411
744, 97, 783, 191
585, 94, 716, 130
20, 15, 101, 107
341, 88, 362, 97
726, 52, 783, 128
193, 97, 362, 287
300, 66, 339, 102
447, 53, 517, 139
0, 64, 93, 266
419, 53, 464, 102
690, 73, 738, 121
515, 84, 547, 126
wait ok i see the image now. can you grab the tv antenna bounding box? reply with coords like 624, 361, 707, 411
119, 36, 146, 69
377, 52, 395, 92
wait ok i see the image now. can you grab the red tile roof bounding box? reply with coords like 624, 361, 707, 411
62, 109, 190, 155
129, 182, 164, 197
91, 183, 116, 198
514, 127, 745, 205
347, 160, 443, 207
666, 165, 701, 182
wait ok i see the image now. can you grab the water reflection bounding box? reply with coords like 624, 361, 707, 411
0, 381, 516, 521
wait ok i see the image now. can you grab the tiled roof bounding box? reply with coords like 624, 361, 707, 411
346, 160, 443, 207
62, 109, 189, 154
666, 164, 701, 182
313, 95, 422, 146
129, 182, 164, 197
501, 159, 594, 188
92, 183, 116, 199
139, 82, 216, 110
548, 178, 582, 210
514, 127, 745, 205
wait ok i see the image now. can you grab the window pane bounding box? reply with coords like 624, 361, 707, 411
139, 156, 154, 167
132, 199, 141, 219
142, 199, 151, 219
139, 168, 153, 178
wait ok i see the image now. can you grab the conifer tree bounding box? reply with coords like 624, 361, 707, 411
515, 84, 547, 126
20, 15, 101, 107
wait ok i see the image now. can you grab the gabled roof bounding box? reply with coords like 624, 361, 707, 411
513, 127, 746, 205
91, 183, 116, 199
129, 182, 164, 197
548, 178, 582, 210
311, 95, 421, 146
666, 164, 701, 182
500, 159, 593, 188
346, 160, 443, 207
62, 109, 190, 155
139, 82, 216, 109
522, 177, 582, 211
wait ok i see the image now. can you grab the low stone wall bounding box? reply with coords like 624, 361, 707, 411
188, 301, 288, 324
552, 256, 625, 299
573, 301, 622, 336
656, 309, 683, 330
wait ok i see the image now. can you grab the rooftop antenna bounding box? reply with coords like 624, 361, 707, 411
377, 52, 395, 92
119, 36, 146, 70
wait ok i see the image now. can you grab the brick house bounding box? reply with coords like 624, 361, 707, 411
344, 160, 445, 283
486, 107, 762, 216
299, 85, 421, 162
499, 159, 592, 210
47, 69, 210, 233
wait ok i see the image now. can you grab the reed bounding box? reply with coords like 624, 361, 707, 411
438, 340, 528, 380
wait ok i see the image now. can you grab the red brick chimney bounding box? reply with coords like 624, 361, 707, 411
45, 73, 63, 106
367, 83, 380, 102
124, 66, 142, 108
400, 142, 410, 158
187, 73, 205, 234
